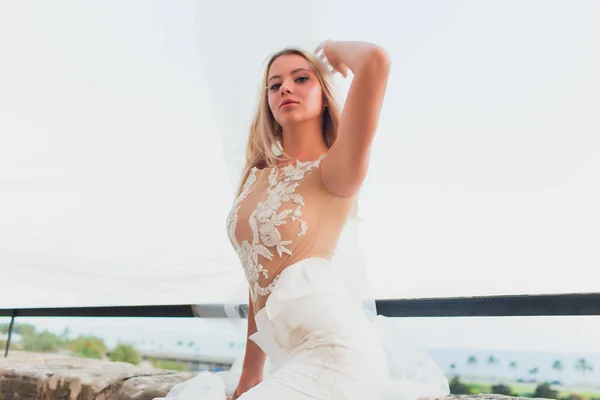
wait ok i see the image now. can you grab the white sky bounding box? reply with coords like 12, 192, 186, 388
0, 0, 599, 355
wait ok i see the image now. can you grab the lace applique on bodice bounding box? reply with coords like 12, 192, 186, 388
226, 155, 327, 308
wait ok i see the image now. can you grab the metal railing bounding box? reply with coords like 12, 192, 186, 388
2, 292, 600, 357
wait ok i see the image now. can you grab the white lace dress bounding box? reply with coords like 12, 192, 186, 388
155, 157, 450, 400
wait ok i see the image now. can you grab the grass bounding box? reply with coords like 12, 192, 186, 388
461, 379, 600, 398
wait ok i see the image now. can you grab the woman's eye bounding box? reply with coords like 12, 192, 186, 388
268, 76, 308, 91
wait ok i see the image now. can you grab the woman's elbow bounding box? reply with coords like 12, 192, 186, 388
364, 46, 391, 76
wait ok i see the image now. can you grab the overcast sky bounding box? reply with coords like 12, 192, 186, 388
1, 1, 599, 353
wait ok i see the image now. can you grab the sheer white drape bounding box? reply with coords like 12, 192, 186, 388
1, 0, 599, 309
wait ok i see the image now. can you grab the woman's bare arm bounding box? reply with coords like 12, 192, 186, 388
319, 40, 391, 197
230, 293, 266, 399
241, 292, 266, 377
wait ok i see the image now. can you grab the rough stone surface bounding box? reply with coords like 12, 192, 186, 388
116, 373, 195, 400
0, 351, 195, 400
0, 351, 552, 400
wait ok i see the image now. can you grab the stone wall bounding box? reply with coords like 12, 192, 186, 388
0, 351, 550, 400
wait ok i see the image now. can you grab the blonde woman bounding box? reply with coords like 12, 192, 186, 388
157, 40, 449, 400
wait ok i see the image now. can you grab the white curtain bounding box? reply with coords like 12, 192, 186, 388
1, 0, 599, 309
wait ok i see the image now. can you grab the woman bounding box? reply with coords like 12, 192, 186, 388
157, 40, 449, 400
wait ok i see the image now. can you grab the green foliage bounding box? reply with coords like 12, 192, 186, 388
16, 324, 36, 337
487, 355, 499, 365
0, 323, 36, 337
21, 330, 62, 353
67, 336, 107, 359
449, 376, 473, 395
150, 358, 189, 372
575, 358, 593, 379
553, 360, 564, 371
534, 382, 558, 399
561, 395, 583, 400
492, 384, 513, 396
109, 343, 141, 365
3, 323, 110, 361
529, 367, 540, 378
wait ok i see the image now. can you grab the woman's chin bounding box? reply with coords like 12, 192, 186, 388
277, 114, 316, 126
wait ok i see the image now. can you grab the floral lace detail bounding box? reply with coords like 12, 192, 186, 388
226, 155, 325, 302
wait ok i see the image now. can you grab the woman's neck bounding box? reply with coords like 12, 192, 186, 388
280, 119, 328, 162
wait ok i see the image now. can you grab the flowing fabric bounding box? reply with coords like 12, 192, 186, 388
156, 258, 449, 400
172, 4, 450, 398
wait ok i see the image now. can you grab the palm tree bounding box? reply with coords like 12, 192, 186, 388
487, 355, 500, 381
552, 360, 564, 383
449, 363, 457, 378
575, 358, 593, 385
177, 340, 183, 347
529, 367, 539, 382
509, 361, 518, 380
188, 341, 195, 348
468, 355, 478, 378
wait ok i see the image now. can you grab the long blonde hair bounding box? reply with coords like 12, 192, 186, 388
235, 47, 341, 197
234, 47, 359, 219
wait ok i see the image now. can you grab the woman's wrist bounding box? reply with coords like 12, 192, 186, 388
320, 40, 388, 75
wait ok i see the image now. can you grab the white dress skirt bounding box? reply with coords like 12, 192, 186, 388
154, 258, 450, 400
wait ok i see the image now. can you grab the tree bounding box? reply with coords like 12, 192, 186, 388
449, 376, 472, 395
487, 355, 500, 381
529, 367, 539, 382
533, 382, 558, 399
109, 343, 141, 365
491, 384, 512, 396
59, 327, 71, 343
14, 324, 36, 337
552, 360, 564, 382
467, 355, 478, 378
449, 363, 457, 378
68, 336, 107, 359
177, 340, 183, 347
21, 330, 61, 353
575, 358, 593, 384
509, 361, 518, 379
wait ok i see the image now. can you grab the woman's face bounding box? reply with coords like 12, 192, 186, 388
267, 54, 325, 127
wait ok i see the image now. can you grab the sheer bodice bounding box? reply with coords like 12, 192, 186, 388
225, 155, 356, 314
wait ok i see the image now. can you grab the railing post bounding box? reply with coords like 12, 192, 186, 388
4, 310, 16, 358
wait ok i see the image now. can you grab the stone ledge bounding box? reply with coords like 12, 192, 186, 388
0, 351, 193, 400
0, 351, 551, 399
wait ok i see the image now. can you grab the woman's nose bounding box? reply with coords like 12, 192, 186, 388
280, 79, 294, 94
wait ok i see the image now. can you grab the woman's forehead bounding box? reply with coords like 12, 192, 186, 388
268, 54, 312, 76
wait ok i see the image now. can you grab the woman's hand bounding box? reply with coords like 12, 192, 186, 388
228, 373, 263, 400
315, 40, 349, 78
